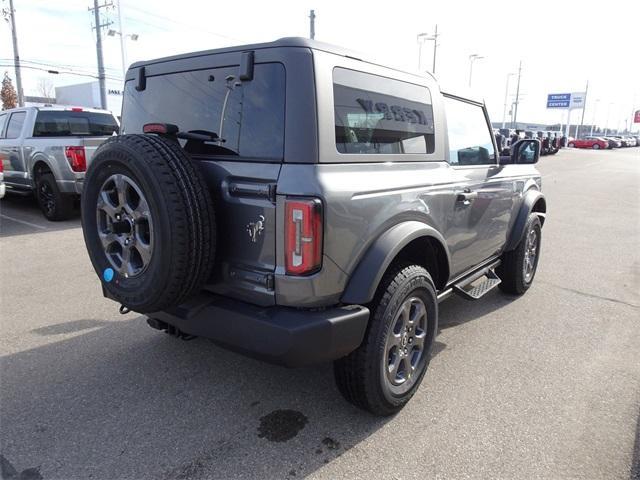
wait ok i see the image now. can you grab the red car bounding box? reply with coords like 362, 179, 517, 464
567, 137, 608, 150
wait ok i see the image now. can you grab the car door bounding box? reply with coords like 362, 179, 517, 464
0, 110, 28, 188
442, 95, 516, 277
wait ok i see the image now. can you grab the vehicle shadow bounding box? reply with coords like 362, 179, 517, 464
0, 194, 81, 238
0, 293, 510, 480
1, 317, 388, 479
438, 289, 519, 331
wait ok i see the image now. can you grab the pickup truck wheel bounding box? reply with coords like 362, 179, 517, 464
334, 264, 437, 416
81, 134, 216, 314
36, 172, 75, 221
498, 213, 541, 295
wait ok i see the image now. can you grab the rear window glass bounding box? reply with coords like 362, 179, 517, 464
333, 68, 435, 154
33, 111, 119, 137
122, 63, 286, 160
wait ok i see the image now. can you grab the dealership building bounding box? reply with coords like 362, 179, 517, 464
54, 80, 123, 116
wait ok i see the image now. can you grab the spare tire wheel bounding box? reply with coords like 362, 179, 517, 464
81, 134, 216, 313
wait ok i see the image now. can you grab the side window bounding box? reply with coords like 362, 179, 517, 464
6, 112, 26, 139
333, 68, 435, 155
444, 97, 495, 166
0, 113, 7, 138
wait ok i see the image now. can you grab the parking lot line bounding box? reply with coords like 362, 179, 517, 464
0, 214, 48, 230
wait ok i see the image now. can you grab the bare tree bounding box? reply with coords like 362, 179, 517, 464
36, 77, 55, 99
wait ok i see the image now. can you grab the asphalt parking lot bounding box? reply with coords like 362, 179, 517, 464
1, 147, 639, 480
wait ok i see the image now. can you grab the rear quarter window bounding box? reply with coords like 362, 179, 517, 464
333, 68, 435, 155
121, 63, 286, 161
6, 111, 26, 139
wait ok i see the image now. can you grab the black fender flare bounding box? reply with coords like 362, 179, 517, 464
505, 189, 546, 251
341, 221, 451, 305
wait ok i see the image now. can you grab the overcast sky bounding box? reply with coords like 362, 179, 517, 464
2, 0, 639, 131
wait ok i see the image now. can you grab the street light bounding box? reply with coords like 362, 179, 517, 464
107, 0, 139, 78
107, 29, 139, 77
501, 72, 515, 128
589, 99, 600, 136
468, 54, 485, 88
417, 26, 439, 74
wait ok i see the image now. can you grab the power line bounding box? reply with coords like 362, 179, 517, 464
0, 59, 122, 79
0, 63, 121, 81
0, 58, 122, 74
120, 3, 245, 43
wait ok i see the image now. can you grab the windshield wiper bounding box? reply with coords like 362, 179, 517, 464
143, 123, 224, 143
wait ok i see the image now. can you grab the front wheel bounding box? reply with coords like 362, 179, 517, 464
568, 142, 575, 148
334, 264, 437, 416
592, 143, 600, 149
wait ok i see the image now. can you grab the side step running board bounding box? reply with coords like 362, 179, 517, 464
452, 267, 502, 301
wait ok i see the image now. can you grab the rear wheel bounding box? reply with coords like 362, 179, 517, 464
568, 142, 575, 148
498, 213, 542, 295
35, 172, 75, 221
592, 143, 600, 149
334, 264, 437, 416
81, 134, 216, 313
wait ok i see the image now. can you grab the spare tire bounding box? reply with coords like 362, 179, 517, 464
81, 134, 216, 313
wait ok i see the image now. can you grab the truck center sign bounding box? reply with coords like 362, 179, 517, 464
547, 93, 571, 108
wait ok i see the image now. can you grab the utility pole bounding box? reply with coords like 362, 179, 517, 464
501, 73, 515, 129
577, 80, 589, 139
309, 9, 315, 40
115, 0, 126, 77
432, 24, 438, 74
4, 0, 24, 106
512, 61, 522, 128
89, 0, 113, 110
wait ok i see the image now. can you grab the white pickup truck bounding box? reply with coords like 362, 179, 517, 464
0, 106, 119, 220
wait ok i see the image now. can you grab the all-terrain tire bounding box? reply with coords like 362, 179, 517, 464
81, 134, 216, 313
36, 172, 75, 221
497, 213, 541, 295
334, 264, 438, 416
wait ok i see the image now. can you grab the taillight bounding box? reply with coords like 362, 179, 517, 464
0, 159, 4, 173
285, 197, 323, 275
64, 146, 86, 172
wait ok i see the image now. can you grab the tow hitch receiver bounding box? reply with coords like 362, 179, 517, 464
146, 317, 197, 341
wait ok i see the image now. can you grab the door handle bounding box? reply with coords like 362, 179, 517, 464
456, 190, 478, 204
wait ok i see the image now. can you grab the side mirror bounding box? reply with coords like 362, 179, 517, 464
500, 139, 540, 165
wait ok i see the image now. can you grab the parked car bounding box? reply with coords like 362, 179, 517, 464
0, 106, 119, 220
80, 37, 546, 416
608, 135, 630, 147
0, 153, 5, 200
567, 137, 608, 149
600, 136, 622, 148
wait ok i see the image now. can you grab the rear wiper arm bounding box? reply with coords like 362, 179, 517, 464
143, 123, 224, 143
177, 130, 224, 143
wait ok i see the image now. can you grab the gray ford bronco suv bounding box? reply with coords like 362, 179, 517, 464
81, 37, 546, 416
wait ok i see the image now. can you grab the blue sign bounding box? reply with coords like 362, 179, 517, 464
547, 93, 571, 109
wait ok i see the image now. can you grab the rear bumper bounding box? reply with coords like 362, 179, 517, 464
149, 293, 370, 367
57, 178, 84, 195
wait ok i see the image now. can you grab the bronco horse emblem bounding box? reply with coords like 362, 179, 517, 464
246, 215, 265, 243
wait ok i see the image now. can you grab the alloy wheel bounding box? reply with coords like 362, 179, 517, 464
96, 174, 153, 278
383, 296, 429, 395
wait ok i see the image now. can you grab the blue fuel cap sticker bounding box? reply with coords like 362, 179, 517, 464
103, 268, 114, 282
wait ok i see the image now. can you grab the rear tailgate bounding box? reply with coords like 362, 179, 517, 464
81, 136, 113, 168
121, 52, 290, 306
